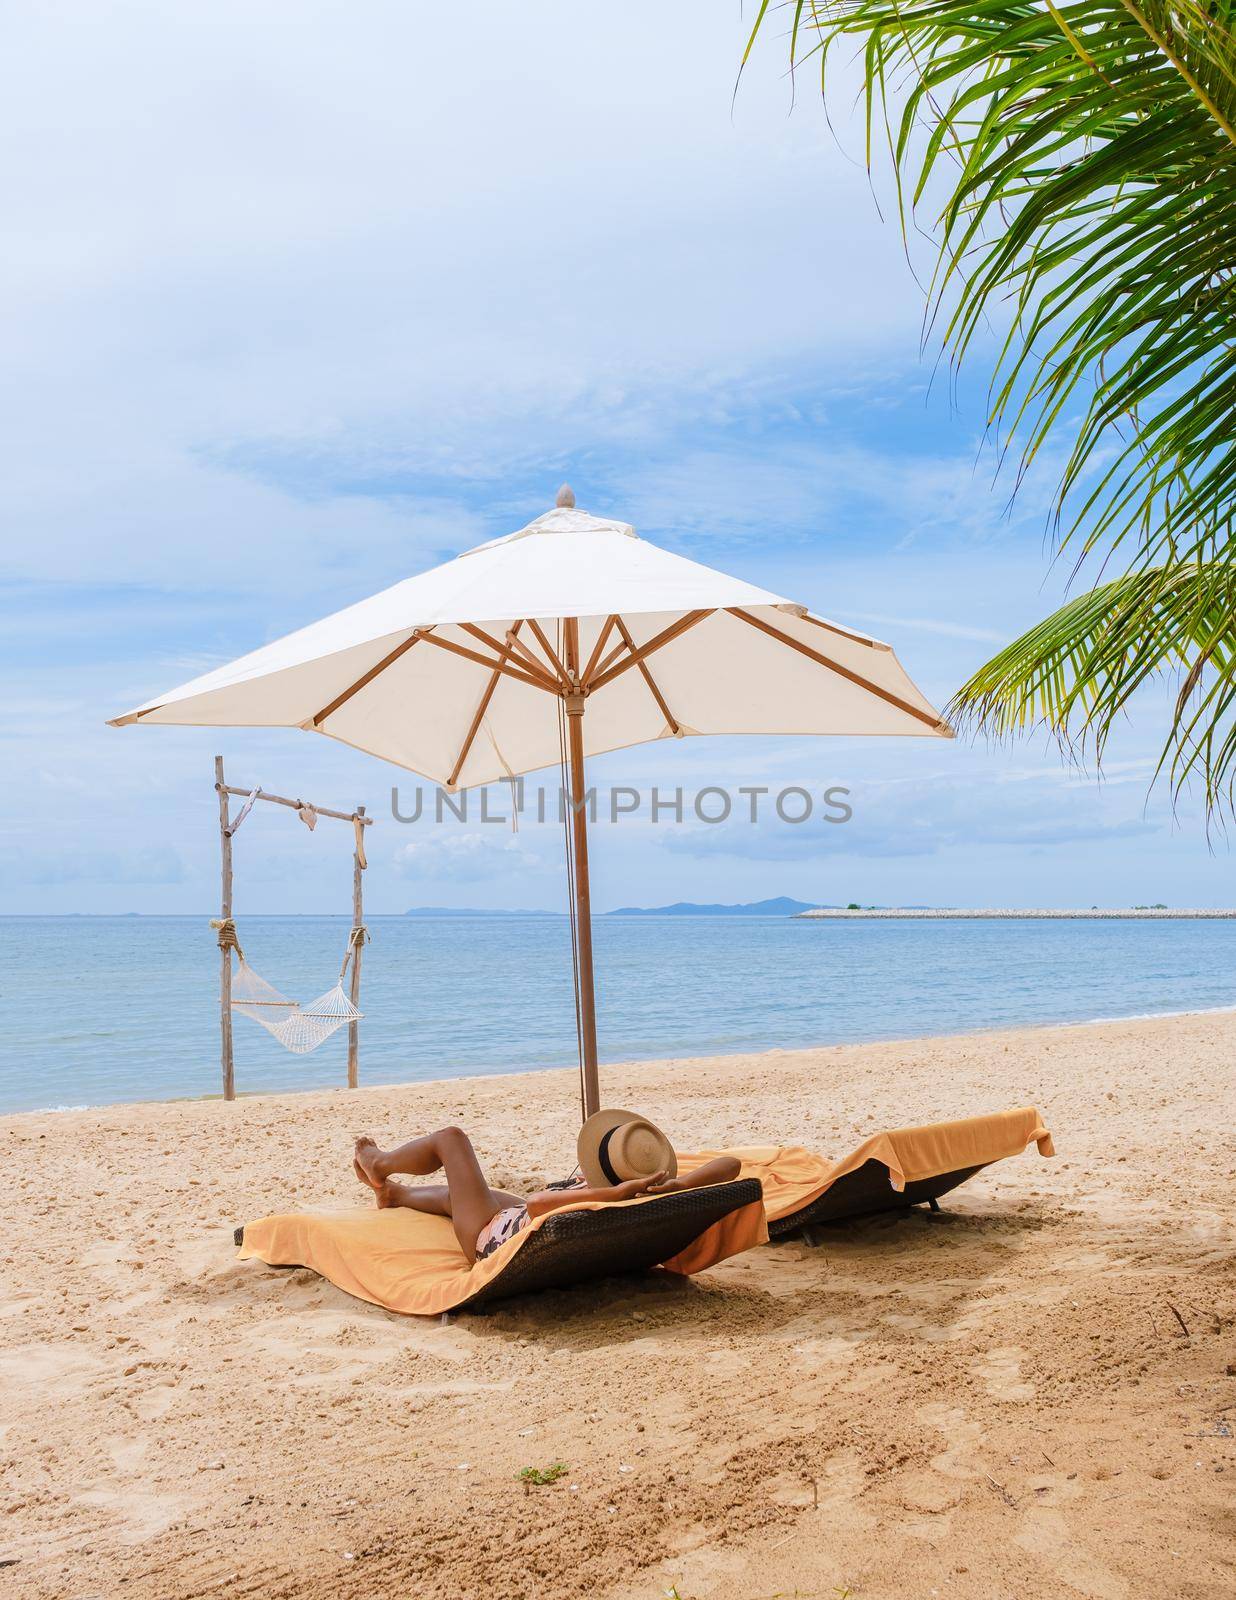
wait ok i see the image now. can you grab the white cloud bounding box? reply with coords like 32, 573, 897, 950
656, 758, 1187, 865
841, 611, 1007, 644
393, 831, 544, 884
1, 2, 928, 593
0, 845, 186, 887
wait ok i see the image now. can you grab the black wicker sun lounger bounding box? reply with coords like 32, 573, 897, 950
766, 1159, 987, 1240
682, 1107, 1054, 1245
234, 1177, 763, 1313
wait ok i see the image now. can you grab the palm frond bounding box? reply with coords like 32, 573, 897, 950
746, 2, 1236, 808
949, 561, 1236, 810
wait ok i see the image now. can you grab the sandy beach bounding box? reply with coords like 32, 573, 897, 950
3, 1009, 1234, 1600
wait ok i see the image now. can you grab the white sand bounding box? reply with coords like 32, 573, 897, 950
3, 1010, 1234, 1599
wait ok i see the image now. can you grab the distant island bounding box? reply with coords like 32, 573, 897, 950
604, 896, 823, 917
404, 897, 827, 918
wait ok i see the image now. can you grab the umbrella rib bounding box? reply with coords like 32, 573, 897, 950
614, 616, 681, 735
588, 632, 632, 684
457, 624, 560, 693
524, 618, 574, 689
500, 626, 562, 685
414, 629, 558, 694
587, 610, 715, 694
798, 612, 890, 651
310, 626, 432, 727
581, 615, 618, 685
726, 608, 947, 731
109, 705, 164, 726
476, 618, 569, 690
447, 621, 525, 789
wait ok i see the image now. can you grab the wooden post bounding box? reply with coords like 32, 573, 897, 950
347, 805, 365, 1089
562, 620, 600, 1121
215, 755, 235, 1102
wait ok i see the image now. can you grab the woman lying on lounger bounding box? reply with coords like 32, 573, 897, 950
352, 1107, 741, 1265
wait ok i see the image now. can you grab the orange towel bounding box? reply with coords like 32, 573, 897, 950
680, 1105, 1053, 1225
237, 1186, 767, 1319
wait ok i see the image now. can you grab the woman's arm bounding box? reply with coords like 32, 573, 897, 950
525, 1157, 742, 1220
525, 1172, 667, 1220
646, 1155, 742, 1193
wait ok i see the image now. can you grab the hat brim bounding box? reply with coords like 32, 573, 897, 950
577, 1108, 678, 1189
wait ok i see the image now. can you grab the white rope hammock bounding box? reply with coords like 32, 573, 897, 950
214, 921, 365, 1055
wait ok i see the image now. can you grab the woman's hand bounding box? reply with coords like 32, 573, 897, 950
613, 1170, 672, 1200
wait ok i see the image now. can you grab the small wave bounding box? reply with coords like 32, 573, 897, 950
1075, 1003, 1236, 1027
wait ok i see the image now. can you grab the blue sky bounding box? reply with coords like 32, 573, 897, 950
2, 1, 1229, 914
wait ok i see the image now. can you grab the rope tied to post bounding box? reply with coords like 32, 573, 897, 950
210, 917, 244, 960
340, 923, 370, 980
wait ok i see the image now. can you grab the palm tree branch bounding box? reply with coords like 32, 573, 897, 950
745, 1, 1236, 808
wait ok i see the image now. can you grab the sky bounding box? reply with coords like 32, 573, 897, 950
2, 0, 1230, 915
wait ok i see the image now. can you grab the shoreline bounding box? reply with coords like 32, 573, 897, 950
12, 998, 1236, 1122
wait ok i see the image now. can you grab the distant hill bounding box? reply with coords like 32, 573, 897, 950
604, 896, 825, 917
404, 897, 826, 918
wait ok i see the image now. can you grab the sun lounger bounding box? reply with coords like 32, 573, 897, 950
234, 1178, 765, 1316
766, 1158, 991, 1236
681, 1106, 1053, 1241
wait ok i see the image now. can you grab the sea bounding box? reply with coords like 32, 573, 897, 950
2, 914, 1234, 1114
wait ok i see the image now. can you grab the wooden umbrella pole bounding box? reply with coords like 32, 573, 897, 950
347, 805, 366, 1089
215, 755, 236, 1102
562, 621, 600, 1120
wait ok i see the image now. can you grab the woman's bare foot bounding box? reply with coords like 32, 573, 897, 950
353, 1135, 387, 1191
353, 1162, 401, 1210
353, 1142, 410, 1209
373, 1178, 414, 1210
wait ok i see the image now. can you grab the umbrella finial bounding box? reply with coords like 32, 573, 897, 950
555, 483, 576, 509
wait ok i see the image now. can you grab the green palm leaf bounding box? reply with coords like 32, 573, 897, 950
746, 2, 1236, 811
955, 561, 1236, 810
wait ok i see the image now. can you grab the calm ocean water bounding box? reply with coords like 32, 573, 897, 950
2, 915, 1234, 1114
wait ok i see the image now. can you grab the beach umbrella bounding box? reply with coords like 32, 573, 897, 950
110, 487, 950, 1118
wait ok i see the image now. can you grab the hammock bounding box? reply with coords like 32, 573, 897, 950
213, 921, 365, 1055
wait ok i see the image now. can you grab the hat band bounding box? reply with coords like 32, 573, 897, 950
597, 1127, 622, 1186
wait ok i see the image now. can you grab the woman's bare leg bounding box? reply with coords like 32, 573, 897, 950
353, 1129, 513, 1261
354, 1159, 522, 1217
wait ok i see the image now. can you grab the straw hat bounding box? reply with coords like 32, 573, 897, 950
578, 1108, 678, 1189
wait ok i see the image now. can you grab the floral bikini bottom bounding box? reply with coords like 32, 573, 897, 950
474, 1174, 585, 1261
474, 1204, 528, 1260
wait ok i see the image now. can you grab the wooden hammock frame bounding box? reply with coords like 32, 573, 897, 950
214, 755, 374, 1101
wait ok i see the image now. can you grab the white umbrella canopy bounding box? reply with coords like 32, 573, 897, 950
111, 488, 951, 1115
111, 494, 949, 787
